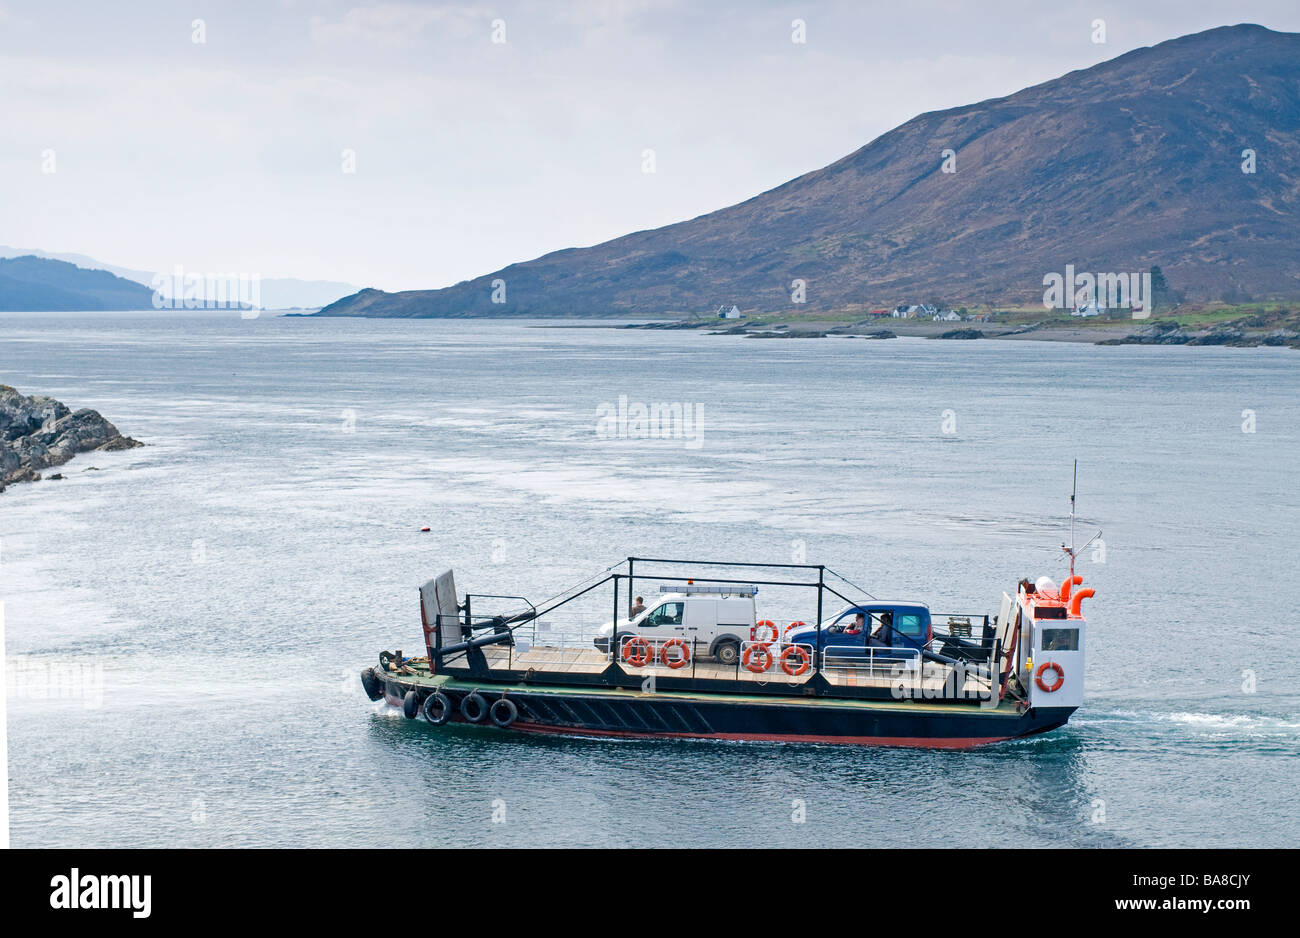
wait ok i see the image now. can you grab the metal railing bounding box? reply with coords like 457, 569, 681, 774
505, 634, 606, 670
821, 644, 921, 673
429, 558, 1012, 698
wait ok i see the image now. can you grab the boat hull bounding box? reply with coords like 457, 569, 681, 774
377, 673, 1073, 749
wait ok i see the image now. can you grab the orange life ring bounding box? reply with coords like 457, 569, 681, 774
622, 637, 651, 667
751, 620, 779, 643
784, 621, 807, 640
779, 645, 811, 676
660, 638, 691, 669
1035, 660, 1064, 693
742, 644, 774, 673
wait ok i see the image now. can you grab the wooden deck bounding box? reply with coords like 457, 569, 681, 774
481, 644, 992, 695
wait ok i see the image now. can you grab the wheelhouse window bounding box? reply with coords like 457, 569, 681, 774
1040, 628, 1079, 651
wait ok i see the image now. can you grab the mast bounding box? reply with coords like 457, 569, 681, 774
1065, 460, 1077, 582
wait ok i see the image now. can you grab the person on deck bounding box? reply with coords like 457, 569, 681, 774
868, 612, 894, 647
629, 596, 646, 618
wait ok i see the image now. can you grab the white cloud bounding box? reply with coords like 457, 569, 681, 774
308, 3, 492, 45
3, 0, 1299, 289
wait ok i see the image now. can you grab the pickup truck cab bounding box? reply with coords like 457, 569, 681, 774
595, 591, 756, 664
788, 604, 932, 663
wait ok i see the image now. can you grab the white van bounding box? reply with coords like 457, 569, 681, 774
594, 592, 757, 664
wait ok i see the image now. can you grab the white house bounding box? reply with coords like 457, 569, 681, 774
716, 304, 743, 319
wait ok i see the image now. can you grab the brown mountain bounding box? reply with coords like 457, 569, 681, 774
317, 24, 1300, 318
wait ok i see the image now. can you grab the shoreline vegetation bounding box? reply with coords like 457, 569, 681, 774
0, 385, 142, 492
604, 302, 1300, 348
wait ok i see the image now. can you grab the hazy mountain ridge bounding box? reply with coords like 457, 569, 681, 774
315, 24, 1300, 318
0, 255, 156, 311
0, 247, 360, 310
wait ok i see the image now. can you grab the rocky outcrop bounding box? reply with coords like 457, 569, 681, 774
1262, 329, 1300, 346
0, 385, 142, 491
1186, 325, 1253, 346
1100, 319, 1300, 347
1099, 321, 1193, 345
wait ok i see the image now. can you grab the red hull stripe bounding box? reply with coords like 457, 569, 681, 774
508, 721, 1013, 749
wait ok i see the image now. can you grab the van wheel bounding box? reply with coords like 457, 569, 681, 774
715, 640, 740, 666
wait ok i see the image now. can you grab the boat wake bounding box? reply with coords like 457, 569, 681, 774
1073, 707, 1300, 748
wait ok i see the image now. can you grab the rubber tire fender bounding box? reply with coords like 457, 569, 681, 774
489, 697, 518, 728
422, 691, 452, 725
360, 667, 384, 701
460, 691, 488, 723
402, 689, 420, 719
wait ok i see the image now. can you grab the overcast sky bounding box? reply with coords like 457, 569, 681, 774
3, 0, 1298, 291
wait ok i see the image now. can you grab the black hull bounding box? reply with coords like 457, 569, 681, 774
378, 674, 1072, 749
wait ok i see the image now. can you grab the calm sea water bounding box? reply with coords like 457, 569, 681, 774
2, 311, 1297, 848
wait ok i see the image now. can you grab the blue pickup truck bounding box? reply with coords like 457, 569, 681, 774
787, 604, 934, 665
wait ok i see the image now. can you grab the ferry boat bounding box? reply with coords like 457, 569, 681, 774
360, 552, 1094, 749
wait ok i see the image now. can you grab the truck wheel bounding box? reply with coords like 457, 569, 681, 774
715, 640, 740, 666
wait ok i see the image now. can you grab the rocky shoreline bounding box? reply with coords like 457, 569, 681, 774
622, 314, 1300, 347
1097, 321, 1300, 347
1, 385, 142, 492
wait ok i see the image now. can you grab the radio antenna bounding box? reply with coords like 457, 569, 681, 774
1063, 460, 1078, 581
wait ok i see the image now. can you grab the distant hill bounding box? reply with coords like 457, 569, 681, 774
0, 247, 360, 310
0, 256, 156, 311
315, 24, 1300, 318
